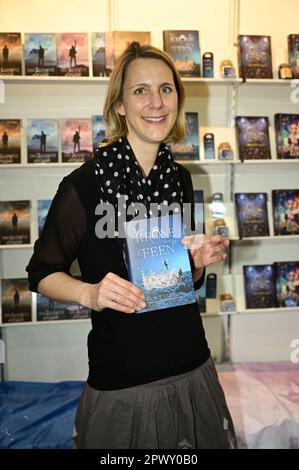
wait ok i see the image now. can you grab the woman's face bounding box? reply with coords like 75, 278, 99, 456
117, 58, 178, 149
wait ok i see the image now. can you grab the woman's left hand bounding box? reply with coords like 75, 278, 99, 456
182, 234, 229, 269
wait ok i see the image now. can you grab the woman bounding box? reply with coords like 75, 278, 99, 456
27, 42, 236, 449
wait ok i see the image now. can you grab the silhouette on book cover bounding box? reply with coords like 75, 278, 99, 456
272, 189, 299, 236
123, 214, 196, 313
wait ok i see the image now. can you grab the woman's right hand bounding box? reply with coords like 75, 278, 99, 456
80, 272, 147, 314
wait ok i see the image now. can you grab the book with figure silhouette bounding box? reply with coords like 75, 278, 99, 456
57, 33, 89, 76
91, 32, 108, 77
1, 278, 32, 323
0, 32, 22, 75
274, 261, 299, 308
61, 118, 92, 162
24, 33, 57, 76
0, 119, 21, 164
27, 119, 59, 163
0, 200, 31, 245
274, 114, 299, 159
123, 214, 196, 313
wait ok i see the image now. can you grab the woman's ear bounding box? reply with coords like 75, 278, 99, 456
116, 101, 125, 117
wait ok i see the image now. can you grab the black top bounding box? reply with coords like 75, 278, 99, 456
26, 158, 210, 390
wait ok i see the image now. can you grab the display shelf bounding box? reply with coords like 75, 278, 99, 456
240, 159, 299, 165
242, 78, 295, 86
0, 75, 243, 86
238, 307, 299, 315
0, 163, 83, 169
0, 318, 91, 327
0, 244, 33, 250
232, 235, 299, 242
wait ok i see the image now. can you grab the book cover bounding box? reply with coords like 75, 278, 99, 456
171, 112, 199, 160
61, 118, 92, 162
275, 114, 299, 159
0, 32, 22, 75
163, 30, 201, 77
243, 264, 276, 309
123, 214, 196, 313
288, 34, 299, 79
0, 200, 31, 245
194, 190, 205, 234
1, 278, 32, 323
37, 199, 52, 237
0, 119, 21, 164
92, 115, 106, 152
235, 116, 271, 160
91, 32, 108, 77
57, 33, 89, 76
27, 119, 59, 163
274, 261, 299, 307
24, 33, 57, 76
238, 35, 273, 79
272, 189, 299, 236
105, 31, 151, 75
235, 192, 269, 238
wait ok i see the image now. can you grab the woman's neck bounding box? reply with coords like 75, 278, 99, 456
126, 137, 159, 178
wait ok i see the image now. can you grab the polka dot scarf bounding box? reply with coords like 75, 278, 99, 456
93, 137, 184, 231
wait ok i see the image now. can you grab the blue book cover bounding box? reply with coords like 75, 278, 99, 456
123, 214, 196, 313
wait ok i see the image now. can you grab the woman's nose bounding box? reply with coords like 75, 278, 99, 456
148, 90, 163, 108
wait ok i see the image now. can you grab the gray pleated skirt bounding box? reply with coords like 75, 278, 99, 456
72, 356, 237, 449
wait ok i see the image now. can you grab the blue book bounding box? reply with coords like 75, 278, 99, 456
123, 214, 196, 313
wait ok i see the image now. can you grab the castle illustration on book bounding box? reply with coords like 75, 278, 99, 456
123, 214, 196, 313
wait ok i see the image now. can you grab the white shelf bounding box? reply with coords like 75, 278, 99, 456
1, 75, 243, 86
0, 244, 33, 250
0, 318, 91, 327
232, 235, 299, 242
240, 159, 299, 165
242, 78, 295, 86
238, 307, 299, 315
0, 163, 82, 169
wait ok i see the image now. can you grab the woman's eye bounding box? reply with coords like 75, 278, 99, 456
134, 88, 146, 96
161, 85, 173, 94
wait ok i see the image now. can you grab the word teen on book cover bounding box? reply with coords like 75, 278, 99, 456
123, 214, 196, 313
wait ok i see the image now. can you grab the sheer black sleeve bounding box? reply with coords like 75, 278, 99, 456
26, 179, 87, 293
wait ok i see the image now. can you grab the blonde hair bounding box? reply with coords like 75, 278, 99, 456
102, 42, 186, 146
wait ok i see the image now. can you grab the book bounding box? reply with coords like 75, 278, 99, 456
193, 190, 205, 234
92, 115, 106, 152
37, 199, 52, 237
105, 31, 151, 75
27, 119, 59, 163
123, 214, 196, 313
61, 118, 92, 162
235, 192, 269, 238
274, 113, 299, 159
0, 119, 21, 164
91, 32, 108, 77
36, 276, 90, 321
1, 278, 32, 323
24, 33, 57, 76
0, 32, 22, 75
243, 264, 276, 309
0, 200, 31, 245
57, 33, 89, 76
235, 116, 271, 160
163, 30, 201, 77
288, 34, 299, 79
171, 112, 199, 160
272, 189, 299, 236
274, 261, 299, 307
238, 35, 273, 79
